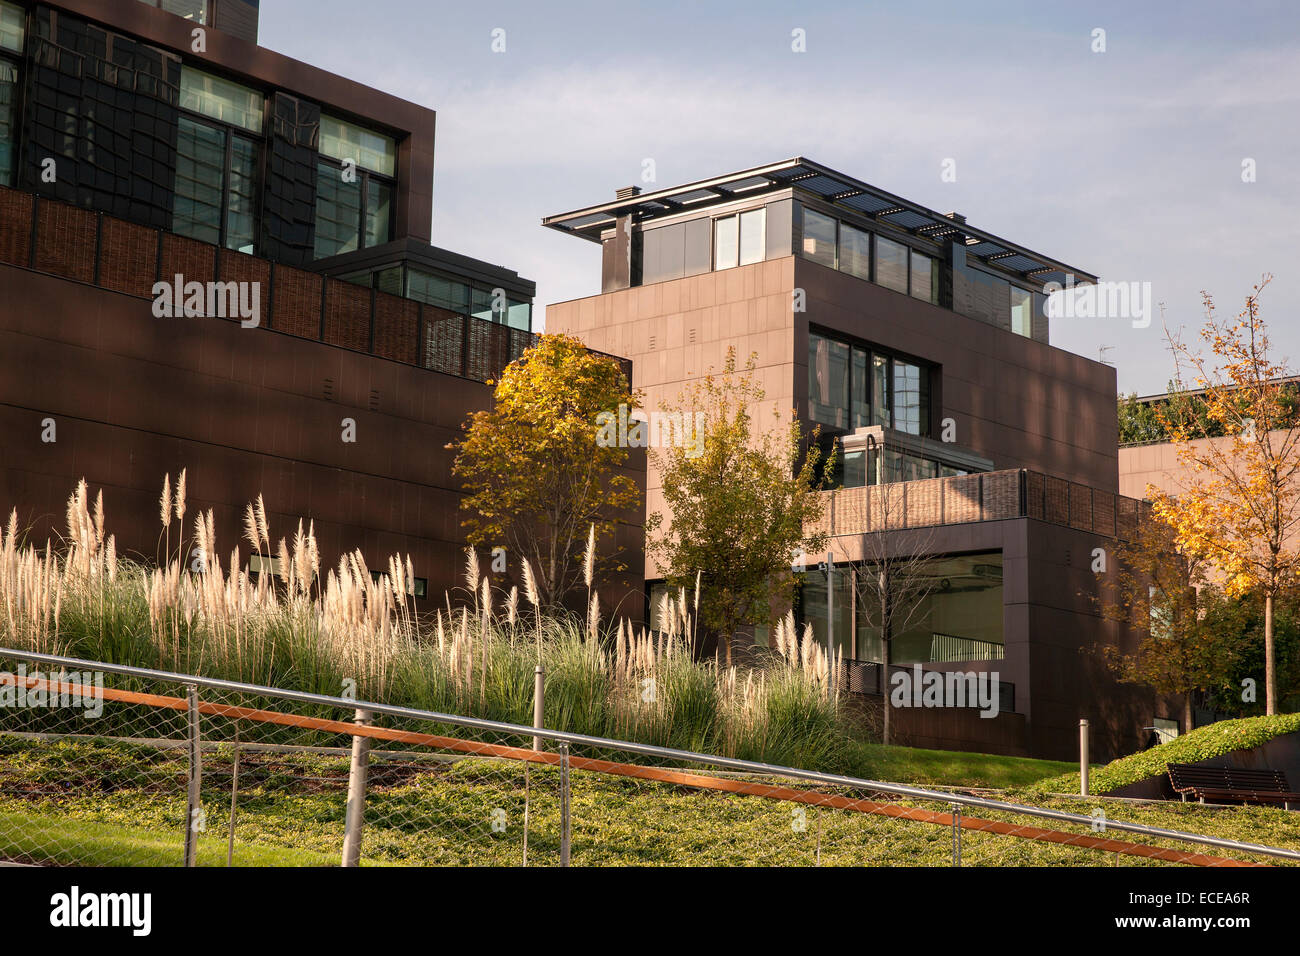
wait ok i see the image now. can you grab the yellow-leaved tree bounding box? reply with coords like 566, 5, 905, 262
1152, 276, 1300, 714
453, 334, 641, 610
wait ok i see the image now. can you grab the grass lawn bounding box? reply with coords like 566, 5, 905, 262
1, 734, 1296, 867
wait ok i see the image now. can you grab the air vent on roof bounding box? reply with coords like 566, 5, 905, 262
945, 211, 967, 224
616, 186, 642, 200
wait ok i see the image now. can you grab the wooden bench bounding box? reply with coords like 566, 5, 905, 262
1167, 763, 1300, 809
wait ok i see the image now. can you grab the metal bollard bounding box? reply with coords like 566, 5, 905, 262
559, 741, 571, 867
341, 708, 373, 868
183, 684, 201, 867
533, 665, 545, 752
1080, 719, 1090, 796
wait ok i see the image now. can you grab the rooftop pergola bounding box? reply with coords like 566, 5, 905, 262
542, 157, 1097, 288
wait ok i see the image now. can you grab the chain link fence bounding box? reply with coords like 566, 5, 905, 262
1, 648, 1296, 868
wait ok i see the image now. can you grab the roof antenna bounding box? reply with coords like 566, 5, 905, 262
1098, 345, 1114, 366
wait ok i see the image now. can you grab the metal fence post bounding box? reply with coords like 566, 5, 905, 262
533, 665, 545, 752
951, 802, 962, 866
341, 708, 373, 868
183, 684, 201, 867
226, 725, 241, 867
1080, 719, 1090, 796
559, 740, 571, 867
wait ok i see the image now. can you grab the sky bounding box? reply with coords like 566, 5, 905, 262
259, 0, 1300, 396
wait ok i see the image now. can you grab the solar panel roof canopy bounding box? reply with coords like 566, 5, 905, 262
542, 157, 1098, 287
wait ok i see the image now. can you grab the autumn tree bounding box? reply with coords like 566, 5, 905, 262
453, 333, 640, 610
1152, 276, 1300, 714
1095, 510, 1234, 730
647, 349, 831, 666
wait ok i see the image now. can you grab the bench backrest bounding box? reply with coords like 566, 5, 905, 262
1167, 763, 1292, 793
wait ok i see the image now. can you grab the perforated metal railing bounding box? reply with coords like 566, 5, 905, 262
1, 648, 1296, 868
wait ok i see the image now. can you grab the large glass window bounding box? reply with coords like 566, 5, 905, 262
320, 115, 396, 178
173, 117, 225, 245
839, 223, 871, 281
173, 68, 263, 252
1010, 285, 1033, 337
407, 269, 469, 312
851, 346, 870, 429
887, 553, 1004, 665
801, 207, 837, 268
871, 353, 890, 427
136, 0, 209, 22
316, 115, 397, 258
738, 208, 766, 266
802, 567, 854, 658
911, 250, 938, 304
714, 216, 738, 270
892, 359, 929, 436
0, 1, 23, 54
0, 61, 16, 188
180, 67, 263, 133
808, 331, 849, 428
314, 161, 362, 257
875, 235, 909, 293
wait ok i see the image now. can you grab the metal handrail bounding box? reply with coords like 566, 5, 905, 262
3, 646, 1298, 862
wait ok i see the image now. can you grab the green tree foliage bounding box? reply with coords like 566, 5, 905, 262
647, 349, 831, 665
453, 334, 641, 609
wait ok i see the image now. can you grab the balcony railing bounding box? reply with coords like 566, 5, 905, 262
0, 185, 632, 387
816, 468, 1146, 539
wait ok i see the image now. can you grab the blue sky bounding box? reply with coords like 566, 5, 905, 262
260, 0, 1300, 395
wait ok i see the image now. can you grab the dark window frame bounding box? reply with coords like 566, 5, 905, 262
315, 154, 396, 256
808, 325, 935, 438
175, 84, 266, 253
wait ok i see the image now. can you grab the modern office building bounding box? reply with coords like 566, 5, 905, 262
544, 158, 1171, 760
0, 0, 644, 613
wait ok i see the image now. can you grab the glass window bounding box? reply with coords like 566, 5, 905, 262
892, 359, 929, 436
808, 332, 849, 429
225, 136, 259, 253
506, 299, 532, 331
180, 67, 263, 133
0, 1, 23, 54
910, 251, 938, 303
871, 353, 890, 428
137, 0, 210, 23
407, 269, 469, 312
0, 61, 16, 187
471, 286, 497, 323
1010, 285, 1033, 337
314, 161, 362, 257
851, 346, 870, 429
173, 117, 226, 245
376, 267, 402, 296
839, 223, 870, 281
714, 216, 738, 270
320, 115, 396, 178
801, 207, 836, 268
886, 553, 1004, 665
875, 235, 908, 293
803, 568, 853, 658
365, 178, 393, 248
739, 208, 766, 266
